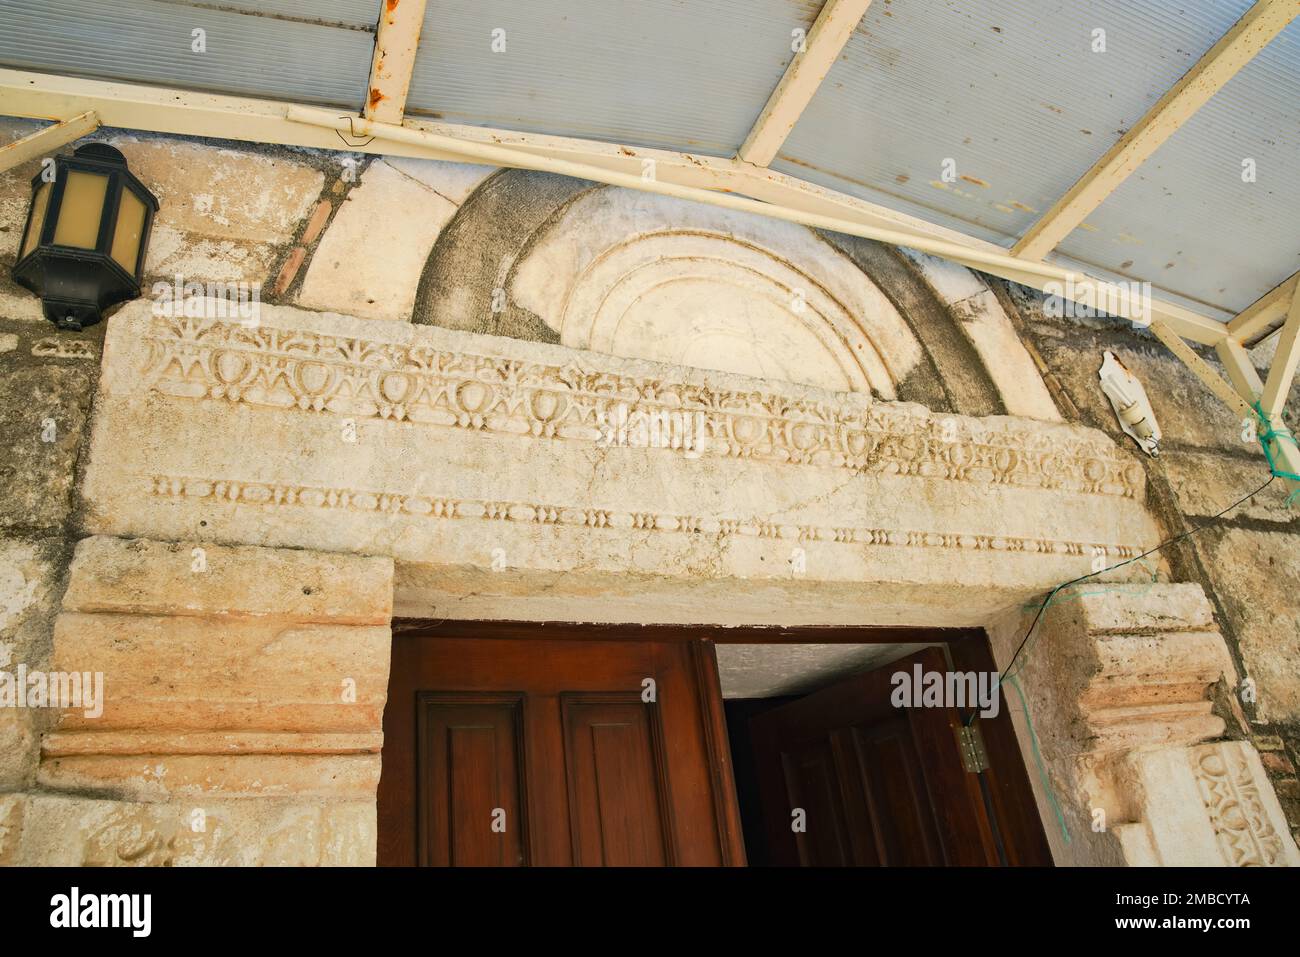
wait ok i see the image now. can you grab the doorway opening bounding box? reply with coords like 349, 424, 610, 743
719, 635, 1049, 866
380, 621, 1050, 867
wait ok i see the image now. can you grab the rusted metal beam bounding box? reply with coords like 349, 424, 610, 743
0, 109, 98, 173
365, 0, 428, 124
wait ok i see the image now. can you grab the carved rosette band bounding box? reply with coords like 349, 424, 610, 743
1193, 745, 1290, 867
139, 316, 1145, 500
147, 474, 1142, 560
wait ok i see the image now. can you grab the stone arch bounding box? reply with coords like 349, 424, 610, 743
413, 170, 1048, 415
505, 188, 923, 398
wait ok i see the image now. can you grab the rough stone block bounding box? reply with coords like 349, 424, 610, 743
107, 134, 323, 245
1162, 447, 1292, 522
0, 793, 375, 865
62, 536, 392, 624
0, 364, 95, 531
50, 613, 390, 734
297, 160, 458, 320
1118, 742, 1300, 866
1033, 333, 1244, 454
1195, 526, 1300, 722
80, 300, 1161, 626
0, 535, 67, 789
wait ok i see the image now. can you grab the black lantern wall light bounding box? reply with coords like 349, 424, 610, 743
12, 143, 159, 330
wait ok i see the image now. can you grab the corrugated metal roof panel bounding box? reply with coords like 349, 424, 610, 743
1054, 17, 1300, 314
771, 0, 1256, 270
198, 1, 381, 31
0, 0, 373, 109
406, 0, 823, 156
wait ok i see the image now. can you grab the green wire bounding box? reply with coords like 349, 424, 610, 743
1006, 673, 1071, 845
1252, 400, 1300, 506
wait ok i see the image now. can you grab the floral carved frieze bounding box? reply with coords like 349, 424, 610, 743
1193, 744, 1290, 867
138, 315, 1144, 500
148, 474, 1143, 560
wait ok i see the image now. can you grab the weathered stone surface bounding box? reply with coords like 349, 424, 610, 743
0, 535, 65, 789
1032, 331, 1245, 454
1071, 581, 1215, 634
510, 186, 923, 398
81, 300, 1160, 627
107, 134, 323, 245
1113, 742, 1300, 866
986, 583, 1238, 867
1163, 447, 1293, 523
38, 754, 381, 802
50, 613, 390, 734
143, 227, 279, 286
297, 160, 460, 320
0, 282, 50, 325
1195, 526, 1300, 722
62, 536, 392, 624
0, 119, 56, 265
0, 363, 95, 531
384, 157, 497, 205
37, 537, 393, 818
0, 793, 375, 865
898, 250, 1059, 420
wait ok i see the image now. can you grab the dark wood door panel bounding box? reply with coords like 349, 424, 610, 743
562, 693, 674, 866
851, 721, 944, 865
751, 647, 1001, 867
416, 693, 527, 867
780, 737, 852, 866
379, 628, 745, 867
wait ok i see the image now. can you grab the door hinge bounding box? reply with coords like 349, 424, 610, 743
957, 722, 990, 773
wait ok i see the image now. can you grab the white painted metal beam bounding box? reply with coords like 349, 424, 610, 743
1149, 321, 1251, 418
1013, 0, 1299, 261
0, 109, 98, 173
737, 0, 873, 167
365, 0, 428, 124
0, 68, 1231, 345
286, 104, 1231, 345
1227, 272, 1300, 346
1260, 279, 1300, 418
1216, 337, 1265, 400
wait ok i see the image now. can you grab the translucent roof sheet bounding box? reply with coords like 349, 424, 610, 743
1055, 17, 1300, 315
772, 1, 1253, 240
405, 0, 823, 156
0, 0, 374, 109
0, 0, 1294, 321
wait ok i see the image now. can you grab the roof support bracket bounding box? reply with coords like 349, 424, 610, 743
737, 0, 873, 167
1012, 0, 1299, 261
365, 0, 428, 124
0, 109, 99, 174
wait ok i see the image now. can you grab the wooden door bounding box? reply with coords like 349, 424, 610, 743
378, 624, 745, 866
750, 646, 1009, 866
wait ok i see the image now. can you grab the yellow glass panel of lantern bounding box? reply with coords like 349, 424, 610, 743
21, 181, 52, 260
111, 188, 147, 274
52, 170, 109, 249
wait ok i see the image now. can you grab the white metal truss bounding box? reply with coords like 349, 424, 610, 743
364, 0, 428, 125
0, 0, 1296, 494
0, 109, 98, 173
737, 0, 873, 168
1013, 0, 1300, 261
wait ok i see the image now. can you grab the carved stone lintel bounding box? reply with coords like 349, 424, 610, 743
1115, 742, 1300, 867
134, 311, 1144, 500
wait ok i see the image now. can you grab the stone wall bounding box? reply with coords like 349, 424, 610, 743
0, 537, 389, 866
988, 583, 1297, 867
997, 281, 1300, 849
2, 119, 1298, 865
